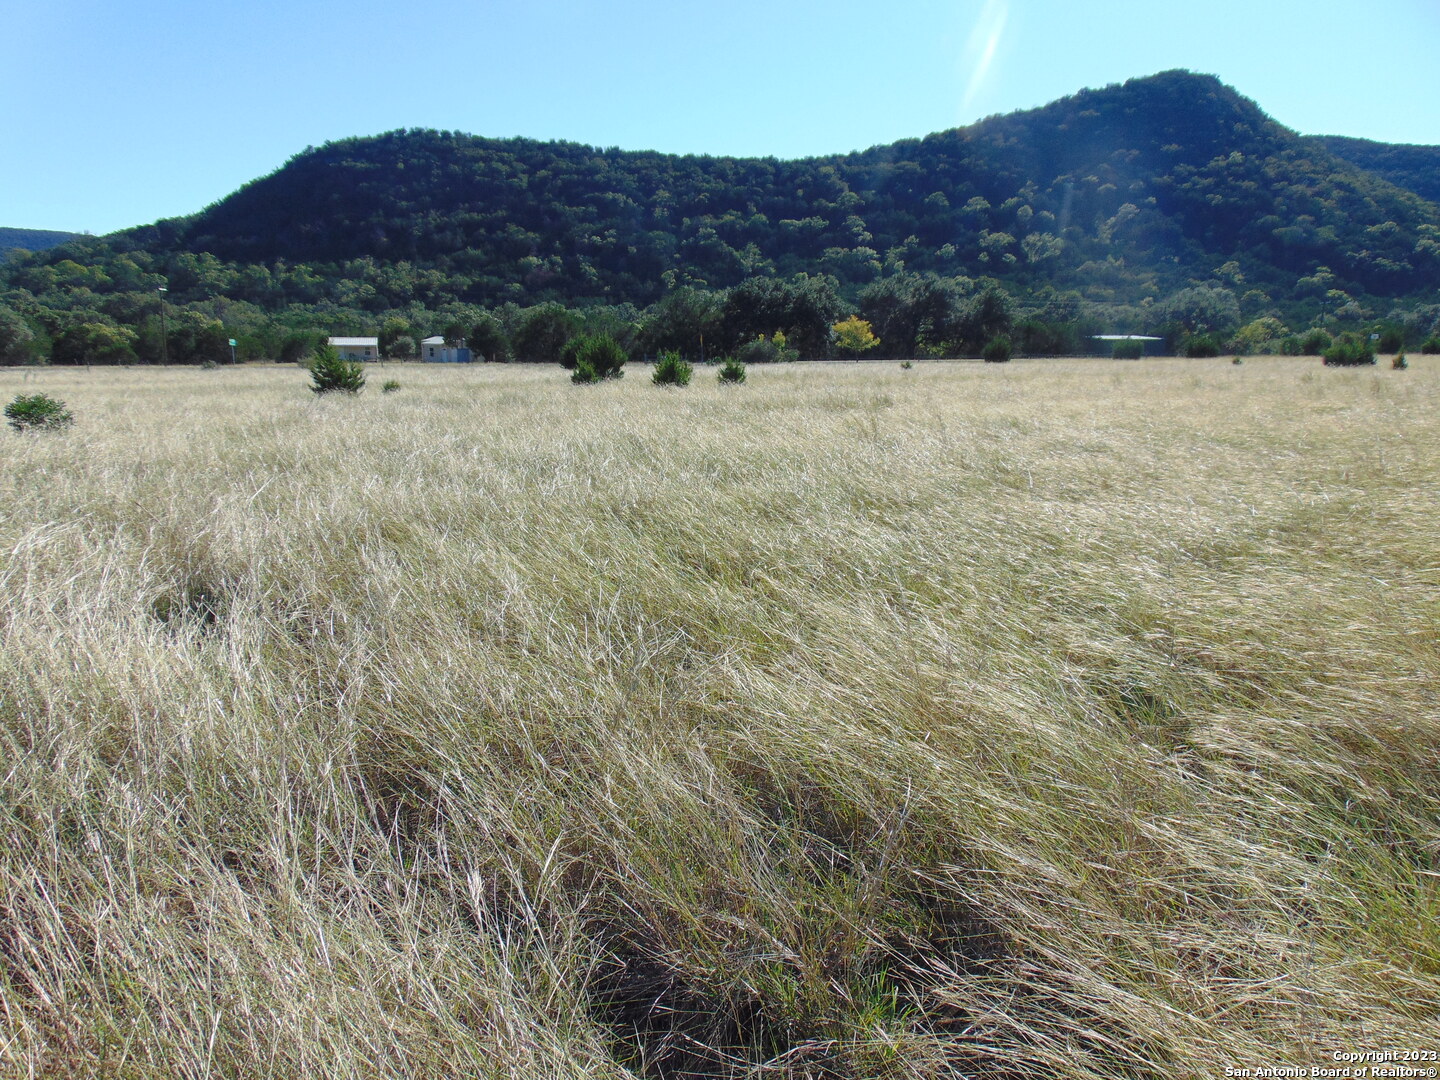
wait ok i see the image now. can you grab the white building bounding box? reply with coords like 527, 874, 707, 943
421, 336, 473, 363
328, 337, 380, 362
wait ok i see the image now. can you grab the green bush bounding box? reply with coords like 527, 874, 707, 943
981, 335, 1012, 363
1377, 327, 1404, 353
1301, 329, 1332, 356
51, 321, 138, 365
1322, 333, 1376, 367
1420, 336, 1440, 355
717, 357, 746, 384
1111, 339, 1144, 360
736, 334, 796, 365
568, 334, 626, 380
652, 351, 693, 386
382, 379, 401, 393
6, 393, 73, 432
1277, 335, 1303, 356
558, 336, 585, 370
1183, 334, 1221, 358
308, 344, 366, 394
1231, 355, 1244, 365
899, 360, 914, 370
737, 337, 778, 364
1392, 353, 1409, 370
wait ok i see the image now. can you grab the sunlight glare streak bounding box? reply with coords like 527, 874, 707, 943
961, 0, 1008, 116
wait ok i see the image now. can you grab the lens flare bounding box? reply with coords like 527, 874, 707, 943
962, 0, 1008, 115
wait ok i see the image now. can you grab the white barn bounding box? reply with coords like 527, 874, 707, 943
328, 336, 380, 362
421, 336, 473, 363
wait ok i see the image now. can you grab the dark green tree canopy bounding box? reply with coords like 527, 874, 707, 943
719, 275, 845, 358
515, 302, 582, 364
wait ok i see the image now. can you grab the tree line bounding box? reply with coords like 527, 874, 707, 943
6, 262, 1438, 368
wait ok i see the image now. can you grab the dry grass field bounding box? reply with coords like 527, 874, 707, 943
1, 357, 1437, 1078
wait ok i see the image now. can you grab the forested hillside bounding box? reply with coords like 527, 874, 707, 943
118, 70, 1440, 308
3, 70, 1440, 365
1310, 135, 1440, 205
0, 227, 81, 260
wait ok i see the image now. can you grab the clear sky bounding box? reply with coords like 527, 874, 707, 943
4, 0, 1438, 235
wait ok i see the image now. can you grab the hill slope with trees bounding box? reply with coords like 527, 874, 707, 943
4, 70, 1440, 364
1309, 135, 1440, 205
125, 70, 1440, 309
0, 227, 81, 261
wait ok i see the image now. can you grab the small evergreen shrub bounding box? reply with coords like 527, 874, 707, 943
1377, 327, 1404, 353
652, 351, 693, 386
6, 393, 73, 432
1322, 334, 1376, 367
1111, 339, 1144, 360
382, 379, 401, 393
1392, 353, 1409, 370
569, 334, 627, 380
981, 335, 1013, 363
558, 336, 585, 370
1183, 334, 1221, 358
1231, 355, 1244, 365
308, 344, 365, 394
1301, 329, 1332, 355
900, 360, 914, 370
571, 358, 601, 384
1421, 336, 1440, 355
717, 357, 746, 384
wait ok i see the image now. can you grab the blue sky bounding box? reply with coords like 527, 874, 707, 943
4, 0, 1438, 235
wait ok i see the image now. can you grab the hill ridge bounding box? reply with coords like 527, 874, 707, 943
102, 68, 1433, 310
5, 68, 1439, 363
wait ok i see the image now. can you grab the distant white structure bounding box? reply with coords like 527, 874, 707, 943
421, 336, 473, 363
328, 336, 379, 362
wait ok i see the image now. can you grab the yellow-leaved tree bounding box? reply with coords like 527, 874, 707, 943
831, 315, 879, 357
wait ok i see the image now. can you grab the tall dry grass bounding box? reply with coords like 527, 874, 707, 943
0, 357, 1436, 1078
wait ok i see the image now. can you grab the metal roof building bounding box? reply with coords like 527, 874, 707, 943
328, 336, 380, 362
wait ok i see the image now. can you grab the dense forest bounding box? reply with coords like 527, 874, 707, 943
3, 70, 1440, 365
1311, 135, 1440, 205
0, 228, 80, 261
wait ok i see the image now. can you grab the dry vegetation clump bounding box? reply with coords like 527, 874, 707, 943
1, 358, 1437, 1078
